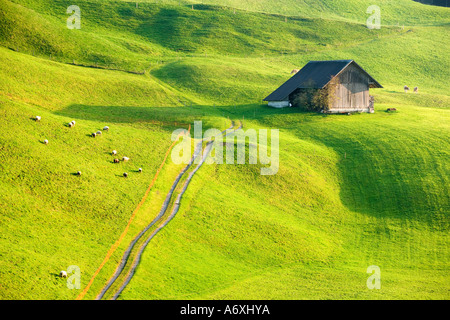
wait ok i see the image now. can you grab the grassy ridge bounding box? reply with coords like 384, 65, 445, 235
0, 0, 448, 300
120, 104, 449, 299
0, 0, 168, 71
125, 0, 450, 24
0, 47, 183, 110
1, 0, 398, 69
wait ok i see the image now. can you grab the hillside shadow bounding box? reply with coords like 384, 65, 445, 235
228, 105, 415, 221
220, 103, 334, 125
54, 102, 427, 220
217, 103, 439, 222
53, 102, 330, 133
54, 104, 215, 132
133, 6, 252, 52
135, 8, 195, 51
287, 120, 440, 221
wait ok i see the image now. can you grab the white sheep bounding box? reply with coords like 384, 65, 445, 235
77, 171, 81, 176
35, 116, 41, 122
92, 132, 97, 138
112, 150, 117, 155
68, 122, 74, 128
404, 85, 410, 93
103, 126, 109, 131
122, 156, 130, 162
59, 271, 67, 278
138, 168, 142, 173
96, 131, 102, 136
44, 139, 49, 145
123, 172, 128, 178
414, 86, 419, 93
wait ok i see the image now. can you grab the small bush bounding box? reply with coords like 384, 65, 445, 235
291, 78, 338, 112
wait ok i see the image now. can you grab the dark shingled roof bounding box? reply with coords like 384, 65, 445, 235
264, 60, 382, 101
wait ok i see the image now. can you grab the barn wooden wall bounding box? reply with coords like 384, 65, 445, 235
330, 64, 370, 111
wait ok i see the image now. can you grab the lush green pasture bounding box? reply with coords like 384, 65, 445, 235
125, 0, 450, 25
0, 0, 448, 299
0, 96, 174, 299
119, 101, 449, 299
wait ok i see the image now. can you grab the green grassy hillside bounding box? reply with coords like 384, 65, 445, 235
119, 102, 449, 300
0, 0, 448, 300
115, 0, 450, 24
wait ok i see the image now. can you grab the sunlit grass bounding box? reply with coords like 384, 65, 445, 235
0, 0, 448, 300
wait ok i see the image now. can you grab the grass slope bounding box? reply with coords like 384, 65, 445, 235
119, 104, 449, 300
128, 0, 450, 25
0, 0, 448, 300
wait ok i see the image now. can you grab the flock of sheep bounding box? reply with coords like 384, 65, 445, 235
34, 116, 145, 278
35, 116, 143, 179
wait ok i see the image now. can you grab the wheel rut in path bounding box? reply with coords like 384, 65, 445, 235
96, 121, 241, 300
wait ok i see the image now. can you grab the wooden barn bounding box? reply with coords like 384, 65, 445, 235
264, 60, 383, 113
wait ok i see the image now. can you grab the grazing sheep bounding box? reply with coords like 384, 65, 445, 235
77, 171, 81, 176
68, 122, 74, 128
123, 172, 128, 178
138, 168, 142, 173
414, 86, 419, 93
404, 85, 410, 93
112, 150, 117, 155
96, 131, 102, 136
35, 116, 41, 122
59, 271, 67, 278
92, 132, 97, 138
122, 156, 130, 162
103, 126, 109, 131
44, 139, 49, 145
387, 108, 397, 112
290, 69, 299, 74
114, 158, 120, 163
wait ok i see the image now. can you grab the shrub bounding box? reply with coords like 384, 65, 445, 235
291, 78, 338, 112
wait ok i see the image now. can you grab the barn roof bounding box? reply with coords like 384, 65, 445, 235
264, 60, 383, 101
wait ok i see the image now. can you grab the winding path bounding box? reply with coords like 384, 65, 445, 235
96, 121, 241, 300
76, 126, 190, 301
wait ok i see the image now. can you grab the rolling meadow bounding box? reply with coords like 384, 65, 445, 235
0, 0, 448, 299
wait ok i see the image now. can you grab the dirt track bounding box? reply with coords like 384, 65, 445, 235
96, 121, 240, 300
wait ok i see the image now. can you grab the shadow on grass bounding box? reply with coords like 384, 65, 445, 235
54, 104, 219, 132
54, 99, 345, 125
50, 272, 62, 279
285, 113, 445, 221
70, 172, 81, 176
54, 102, 434, 221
